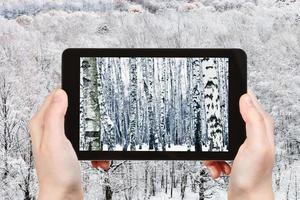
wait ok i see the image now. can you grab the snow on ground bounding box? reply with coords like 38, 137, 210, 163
149, 184, 228, 200
149, 188, 198, 200
275, 160, 300, 200
102, 143, 228, 152
103, 143, 197, 151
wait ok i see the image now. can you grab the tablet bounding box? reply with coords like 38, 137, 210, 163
62, 48, 246, 160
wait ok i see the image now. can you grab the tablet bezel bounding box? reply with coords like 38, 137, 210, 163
62, 48, 246, 160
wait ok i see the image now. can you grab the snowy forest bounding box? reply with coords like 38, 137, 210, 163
80, 57, 228, 152
0, 0, 299, 199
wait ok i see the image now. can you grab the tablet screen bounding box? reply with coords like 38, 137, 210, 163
79, 57, 228, 152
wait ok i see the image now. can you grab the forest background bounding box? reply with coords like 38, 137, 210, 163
79, 57, 229, 152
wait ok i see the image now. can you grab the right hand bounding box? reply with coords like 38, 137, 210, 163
204, 90, 275, 200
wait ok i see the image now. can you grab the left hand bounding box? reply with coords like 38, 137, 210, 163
28, 89, 83, 200
29, 88, 111, 199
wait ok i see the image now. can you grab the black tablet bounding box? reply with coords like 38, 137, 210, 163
62, 48, 246, 160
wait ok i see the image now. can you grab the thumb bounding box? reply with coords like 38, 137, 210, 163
44, 89, 68, 140
239, 93, 267, 145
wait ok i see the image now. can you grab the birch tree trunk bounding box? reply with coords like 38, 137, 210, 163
145, 58, 156, 150
129, 58, 138, 151
140, 58, 148, 148
153, 59, 159, 151
137, 59, 144, 149
177, 59, 183, 145
217, 58, 229, 150
114, 58, 126, 146
192, 58, 202, 152
81, 58, 101, 151
201, 58, 224, 151
186, 58, 193, 151
96, 58, 115, 151
180, 162, 187, 199
159, 58, 167, 151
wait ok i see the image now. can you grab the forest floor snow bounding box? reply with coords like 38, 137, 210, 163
102, 143, 228, 152
275, 160, 300, 200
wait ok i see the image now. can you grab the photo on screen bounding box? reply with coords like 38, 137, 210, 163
79, 57, 228, 152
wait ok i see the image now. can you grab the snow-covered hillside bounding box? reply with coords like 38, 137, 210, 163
0, 0, 299, 199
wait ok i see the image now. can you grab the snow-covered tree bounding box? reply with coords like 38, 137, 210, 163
159, 58, 167, 151
145, 58, 156, 150
80, 58, 101, 151
191, 58, 202, 152
186, 58, 193, 151
2, 2, 298, 198
202, 58, 224, 151
129, 57, 138, 151
96, 58, 115, 151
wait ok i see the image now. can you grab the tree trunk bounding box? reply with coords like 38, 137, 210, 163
192, 58, 202, 152
180, 162, 187, 199
159, 58, 167, 151
96, 58, 114, 151
104, 172, 113, 200
146, 58, 155, 150
129, 58, 138, 151
186, 58, 193, 151
201, 58, 224, 151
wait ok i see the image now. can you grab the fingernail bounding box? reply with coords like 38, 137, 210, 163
224, 167, 230, 175
53, 89, 62, 102
208, 168, 214, 178
244, 94, 253, 107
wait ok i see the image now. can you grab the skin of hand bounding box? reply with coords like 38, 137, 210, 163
29, 88, 109, 199
203, 90, 275, 200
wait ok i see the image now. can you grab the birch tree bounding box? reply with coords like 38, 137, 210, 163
159, 58, 167, 151
113, 58, 126, 146
186, 58, 193, 151
145, 58, 156, 150
192, 58, 202, 152
80, 58, 101, 151
137, 58, 145, 149
96, 58, 115, 150
202, 58, 224, 151
129, 58, 138, 151
217, 58, 229, 149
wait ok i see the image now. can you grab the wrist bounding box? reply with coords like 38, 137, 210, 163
38, 186, 83, 200
228, 179, 274, 200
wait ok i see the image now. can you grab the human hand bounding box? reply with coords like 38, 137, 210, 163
203, 90, 275, 200
91, 160, 110, 171
28, 89, 83, 200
